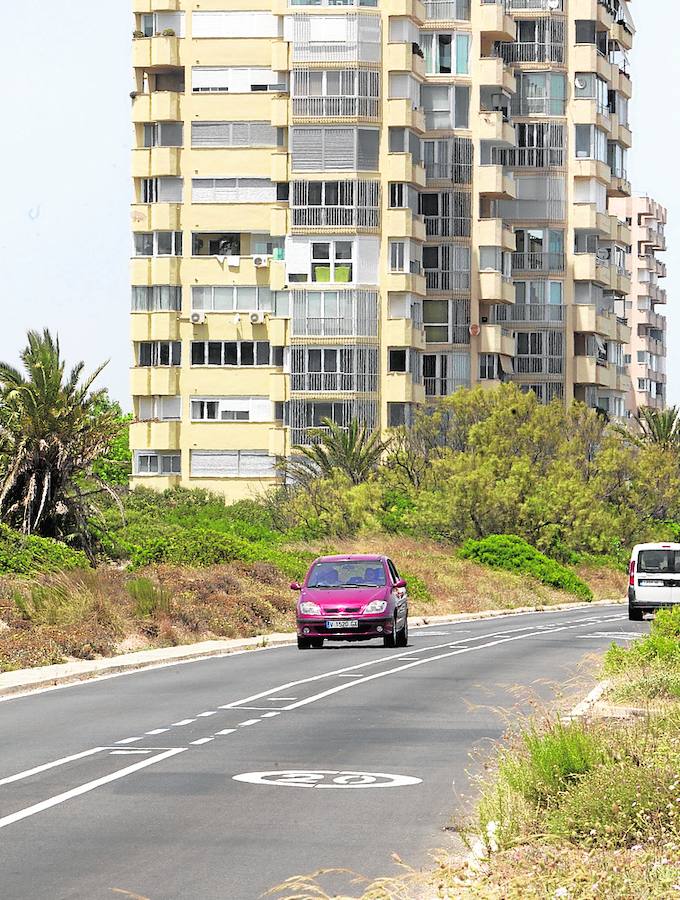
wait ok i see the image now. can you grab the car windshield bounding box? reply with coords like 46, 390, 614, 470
637, 549, 680, 574
307, 562, 387, 588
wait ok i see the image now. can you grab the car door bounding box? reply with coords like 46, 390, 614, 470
387, 559, 407, 625
636, 548, 674, 606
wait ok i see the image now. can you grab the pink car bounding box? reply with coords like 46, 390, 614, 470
291, 555, 409, 650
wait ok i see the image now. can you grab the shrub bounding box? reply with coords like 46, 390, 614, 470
605, 604, 680, 674
0, 525, 89, 575
459, 534, 593, 600
127, 577, 172, 619
161, 28, 176, 36
400, 571, 432, 604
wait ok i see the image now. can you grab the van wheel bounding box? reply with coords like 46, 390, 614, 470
297, 636, 312, 649
628, 604, 644, 621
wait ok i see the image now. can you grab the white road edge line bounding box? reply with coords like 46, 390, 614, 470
0, 748, 186, 831
0, 747, 105, 787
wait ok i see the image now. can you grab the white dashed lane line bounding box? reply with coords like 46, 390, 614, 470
215, 729, 236, 736
190, 738, 214, 746
171, 719, 195, 727
237, 719, 260, 728
115, 737, 143, 745
145, 728, 169, 736
197, 711, 217, 717
260, 712, 280, 718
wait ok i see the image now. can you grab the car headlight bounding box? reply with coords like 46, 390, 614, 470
363, 599, 388, 614
299, 601, 322, 616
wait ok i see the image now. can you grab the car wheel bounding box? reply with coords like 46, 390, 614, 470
310, 637, 324, 649
395, 615, 408, 648
297, 636, 312, 650
383, 616, 398, 648
628, 605, 644, 622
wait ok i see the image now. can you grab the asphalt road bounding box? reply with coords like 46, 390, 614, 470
0, 603, 645, 900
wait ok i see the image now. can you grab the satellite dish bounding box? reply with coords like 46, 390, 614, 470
575, 77, 587, 90
547, 0, 560, 8
596, 248, 611, 260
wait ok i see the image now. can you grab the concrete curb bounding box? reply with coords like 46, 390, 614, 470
565, 679, 612, 721
0, 598, 624, 700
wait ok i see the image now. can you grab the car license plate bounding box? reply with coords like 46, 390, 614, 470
326, 619, 358, 629
641, 580, 664, 587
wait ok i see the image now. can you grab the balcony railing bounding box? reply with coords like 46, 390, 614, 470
423, 0, 471, 21
492, 147, 565, 169
424, 377, 465, 396
291, 372, 378, 393
292, 96, 379, 119
505, 0, 564, 8
291, 206, 380, 228
424, 216, 471, 238
425, 271, 471, 292
516, 357, 564, 376
512, 252, 565, 272
492, 304, 565, 324
495, 42, 565, 65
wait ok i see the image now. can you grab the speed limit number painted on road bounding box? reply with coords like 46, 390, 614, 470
233, 770, 422, 789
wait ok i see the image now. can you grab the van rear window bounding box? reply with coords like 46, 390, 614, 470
637, 549, 680, 574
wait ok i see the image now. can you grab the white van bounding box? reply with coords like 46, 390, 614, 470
628, 542, 680, 620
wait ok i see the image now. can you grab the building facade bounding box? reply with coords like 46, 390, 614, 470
130, 0, 635, 499
609, 196, 668, 414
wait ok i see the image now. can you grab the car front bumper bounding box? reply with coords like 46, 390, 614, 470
296, 617, 392, 640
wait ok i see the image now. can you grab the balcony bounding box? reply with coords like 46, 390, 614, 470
132, 92, 183, 123
573, 253, 611, 286
480, 2, 516, 42
425, 270, 471, 293
572, 99, 611, 132
271, 152, 288, 183
384, 318, 426, 351
386, 153, 426, 188
291, 205, 380, 232
131, 203, 182, 231
387, 42, 426, 79
505, 0, 564, 8
133, 0, 180, 10
130, 257, 181, 286
573, 203, 612, 237
480, 324, 515, 357
478, 110, 516, 146
571, 45, 612, 83
492, 304, 564, 325
611, 116, 632, 149
187, 256, 275, 289
385, 373, 425, 405
477, 218, 515, 251
574, 158, 611, 185
132, 147, 181, 178
384, 208, 427, 242
423, 0, 470, 21
132, 35, 181, 69
129, 421, 181, 451
574, 358, 617, 389
386, 99, 426, 133
385, 271, 427, 296
271, 39, 289, 72
291, 95, 379, 120
478, 56, 516, 95
479, 272, 514, 305
494, 40, 563, 66
611, 22, 634, 51
478, 165, 515, 199
573, 305, 618, 341
511, 252, 565, 273
130, 312, 181, 342
608, 173, 631, 198
130, 366, 181, 396
640, 225, 667, 252
571, 0, 613, 26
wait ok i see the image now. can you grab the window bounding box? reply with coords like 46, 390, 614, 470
190, 450, 276, 478
190, 397, 272, 422
423, 244, 470, 292
419, 191, 471, 238
423, 351, 470, 396
389, 183, 406, 208
137, 341, 181, 366
423, 298, 470, 344
131, 286, 182, 312
137, 396, 181, 421
575, 73, 609, 115
420, 31, 470, 75
291, 289, 378, 337
191, 121, 278, 148
191, 11, 278, 39
290, 346, 379, 393
479, 353, 500, 381
140, 12, 185, 37
292, 69, 380, 118
143, 122, 183, 148
575, 125, 607, 161
513, 229, 564, 271
388, 349, 407, 373
607, 142, 627, 179
134, 452, 181, 476
140, 177, 183, 203
192, 67, 286, 93
134, 232, 183, 257
191, 341, 282, 367
494, 122, 564, 169
290, 127, 380, 171
290, 180, 380, 228
421, 84, 470, 130
311, 241, 353, 282
422, 137, 473, 183
513, 72, 566, 116
516, 331, 563, 375
192, 286, 283, 313
191, 178, 276, 204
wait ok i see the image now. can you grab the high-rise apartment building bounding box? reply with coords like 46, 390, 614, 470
609, 195, 668, 414
130, 0, 635, 499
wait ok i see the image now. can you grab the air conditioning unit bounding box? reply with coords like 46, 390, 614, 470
253, 255, 270, 268
190, 311, 206, 325
250, 311, 267, 325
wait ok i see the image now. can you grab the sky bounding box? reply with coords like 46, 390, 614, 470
1, 1, 677, 410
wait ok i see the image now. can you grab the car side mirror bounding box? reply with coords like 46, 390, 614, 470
395, 579, 407, 589
290, 581, 302, 591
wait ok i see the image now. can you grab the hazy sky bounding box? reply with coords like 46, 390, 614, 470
1, 2, 676, 410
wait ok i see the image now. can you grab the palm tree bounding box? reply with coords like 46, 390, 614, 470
0, 330, 123, 556
617, 406, 680, 450
283, 418, 389, 486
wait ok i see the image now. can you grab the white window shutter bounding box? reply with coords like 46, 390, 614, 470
158, 177, 183, 202
191, 451, 239, 478
291, 128, 324, 171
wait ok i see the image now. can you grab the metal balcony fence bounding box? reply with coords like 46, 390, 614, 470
512, 252, 565, 272
292, 96, 379, 119
423, 0, 471, 21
